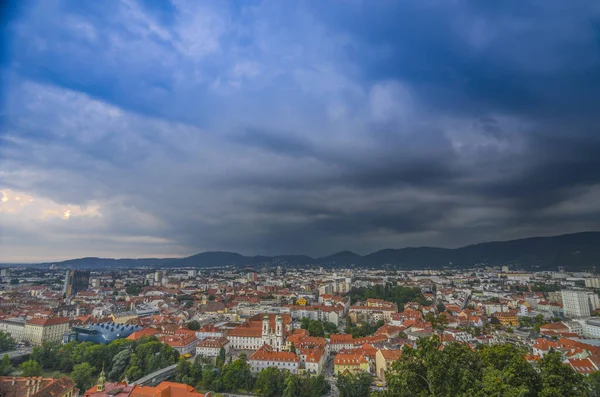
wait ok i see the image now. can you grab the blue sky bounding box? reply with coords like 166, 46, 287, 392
1, 0, 600, 262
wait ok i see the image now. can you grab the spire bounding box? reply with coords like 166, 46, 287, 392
97, 364, 106, 392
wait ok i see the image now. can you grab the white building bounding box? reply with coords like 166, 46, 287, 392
588, 292, 600, 311
583, 319, 600, 339
561, 290, 591, 318
249, 344, 300, 373
0, 318, 27, 342
227, 314, 286, 351
585, 279, 600, 289
564, 321, 583, 336
196, 337, 229, 357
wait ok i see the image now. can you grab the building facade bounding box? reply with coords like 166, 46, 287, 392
26, 317, 71, 345
562, 290, 591, 318
227, 314, 287, 351
249, 344, 300, 373
196, 337, 229, 357
64, 269, 90, 297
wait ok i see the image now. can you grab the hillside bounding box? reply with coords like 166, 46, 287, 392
24, 231, 600, 270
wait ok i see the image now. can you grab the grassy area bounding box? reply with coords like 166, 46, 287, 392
41, 370, 70, 379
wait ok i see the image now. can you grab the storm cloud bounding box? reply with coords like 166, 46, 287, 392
1, 0, 600, 262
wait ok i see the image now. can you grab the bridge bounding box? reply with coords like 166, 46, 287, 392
1, 347, 33, 363
131, 363, 178, 386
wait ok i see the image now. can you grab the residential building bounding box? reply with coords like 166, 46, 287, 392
0, 376, 77, 397
334, 350, 369, 374
287, 304, 344, 326
110, 311, 139, 324
196, 337, 229, 357
585, 278, 600, 289
0, 317, 27, 342
375, 349, 401, 382
249, 344, 300, 373
25, 317, 71, 346
348, 299, 398, 323
195, 324, 225, 340
565, 321, 584, 336
493, 311, 519, 326
562, 290, 591, 318
130, 381, 211, 397
159, 332, 199, 356
583, 319, 600, 339
588, 292, 600, 311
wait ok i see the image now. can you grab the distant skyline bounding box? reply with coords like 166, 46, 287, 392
2, 1, 600, 262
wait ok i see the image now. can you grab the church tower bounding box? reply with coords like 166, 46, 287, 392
275, 314, 283, 350
262, 314, 270, 337
276, 314, 282, 336
97, 365, 106, 392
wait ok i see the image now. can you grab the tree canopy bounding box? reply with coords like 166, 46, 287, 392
30, 335, 180, 385
383, 338, 589, 397
0, 331, 16, 352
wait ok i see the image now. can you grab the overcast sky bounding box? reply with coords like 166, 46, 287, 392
1, 0, 600, 262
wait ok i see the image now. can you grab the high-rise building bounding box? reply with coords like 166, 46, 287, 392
588, 292, 600, 311
154, 270, 164, 284
561, 290, 591, 318
63, 269, 91, 296
586, 278, 600, 289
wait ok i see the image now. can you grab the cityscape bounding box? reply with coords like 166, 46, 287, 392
0, 258, 596, 396
2, 0, 600, 396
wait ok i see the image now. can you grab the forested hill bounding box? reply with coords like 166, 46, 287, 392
23, 231, 600, 270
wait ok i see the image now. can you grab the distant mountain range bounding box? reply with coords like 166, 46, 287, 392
24, 231, 600, 271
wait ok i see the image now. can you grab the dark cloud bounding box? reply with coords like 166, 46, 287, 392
1, 0, 600, 261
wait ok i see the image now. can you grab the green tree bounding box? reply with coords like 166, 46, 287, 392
283, 373, 311, 397
201, 364, 218, 390
0, 331, 15, 352
10, 279, 19, 285
309, 374, 330, 397
479, 344, 540, 397
436, 302, 446, 313
71, 362, 96, 391
336, 371, 371, 397
385, 338, 481, 396
222, 357, 255, 391
538, 351, 589, 397
108, 348, 131, 381
174, 358, 194, 385
323, 322, 339, 335
19, 360, 43, 377
301, 317, 311, 330
0, 354, 13, 376
519, 317, 534, 329
187, 320, 201, 331
588, 371, 600, 397
125, 284, 143, 295
308, 321, 325, 337
255, 367, 286, 397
